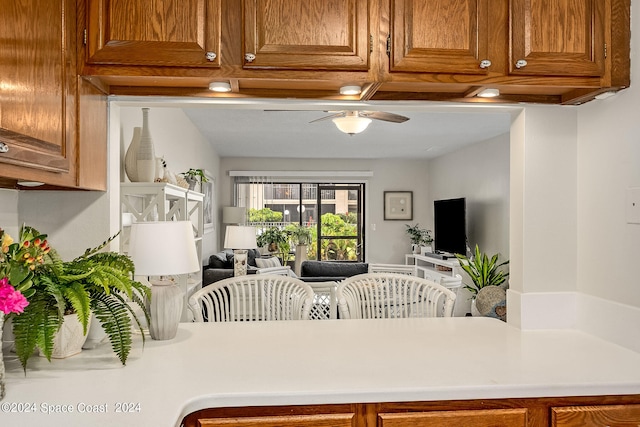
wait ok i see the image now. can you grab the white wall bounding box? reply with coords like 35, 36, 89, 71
118, 106, 222, 261
219, 157, 430, 263
427, 133, 510, 258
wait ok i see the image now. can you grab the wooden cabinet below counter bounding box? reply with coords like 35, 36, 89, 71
182, 395, 640, 427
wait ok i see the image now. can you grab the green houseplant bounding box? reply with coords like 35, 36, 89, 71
1, 225, 150, 371
256, 227, 290, 263
405, 223, 433, 253
181, 168, 209, 190
455, 244, 509, 297
289, 224, 312, 246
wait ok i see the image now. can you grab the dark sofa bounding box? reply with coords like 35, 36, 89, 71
299, 260, 368, 282
202, 249, 263, 286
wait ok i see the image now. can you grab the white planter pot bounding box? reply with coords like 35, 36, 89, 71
39, 314, 90, 359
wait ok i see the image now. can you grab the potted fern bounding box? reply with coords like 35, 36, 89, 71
2, 226, 150, 371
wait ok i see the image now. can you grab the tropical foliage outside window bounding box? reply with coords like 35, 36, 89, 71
236, 182, 364, 262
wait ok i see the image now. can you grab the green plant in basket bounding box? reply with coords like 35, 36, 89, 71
455, 244, 509, 296
1, 225, 150, 371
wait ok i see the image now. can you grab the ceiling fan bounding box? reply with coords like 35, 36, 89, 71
310, 110, 410, 135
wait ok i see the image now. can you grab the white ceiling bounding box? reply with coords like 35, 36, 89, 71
116, 97, 515, 160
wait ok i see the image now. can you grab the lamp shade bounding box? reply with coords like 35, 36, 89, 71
224, 226, 257, 249
222, 206, 247, 224
128, 221, 200, 276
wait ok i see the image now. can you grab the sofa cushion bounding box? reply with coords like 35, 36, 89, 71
300, 260, 368, 278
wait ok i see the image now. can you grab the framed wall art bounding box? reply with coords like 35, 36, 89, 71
384, 191, 413, 220
202, 170, 215, 231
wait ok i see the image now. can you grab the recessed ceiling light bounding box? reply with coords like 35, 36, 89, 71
595, 91, 617, 100
209, 81, 232, 92
339, 85, 362, 95
477, 88, 500, 98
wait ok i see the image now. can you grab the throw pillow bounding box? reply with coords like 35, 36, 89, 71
208, 252, 228, 269
255, 257, 282, 269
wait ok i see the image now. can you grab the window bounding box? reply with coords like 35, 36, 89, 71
235, 181, 365, 262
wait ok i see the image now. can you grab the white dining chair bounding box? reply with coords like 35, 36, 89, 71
337, 273, 457, 319
368, 263, 417, 275
188, 274, 315, 322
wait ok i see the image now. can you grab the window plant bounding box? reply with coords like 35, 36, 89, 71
256, 226, 290, 263
0, 225, 150, 371
289, 224, 312, 246
455, 244, 509, 296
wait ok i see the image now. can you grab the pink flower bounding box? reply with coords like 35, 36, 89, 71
0, 276, 29, 314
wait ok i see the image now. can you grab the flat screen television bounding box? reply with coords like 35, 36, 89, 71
433, 197, 467, 256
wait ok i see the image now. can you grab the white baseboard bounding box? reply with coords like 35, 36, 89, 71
507, 289, 640, 353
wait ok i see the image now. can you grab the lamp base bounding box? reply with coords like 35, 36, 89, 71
233, 249, 248, 276
147, 279, 183, 340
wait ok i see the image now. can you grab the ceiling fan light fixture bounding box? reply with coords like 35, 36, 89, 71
209, 81, 232, 92
332, 116, 372, 135
339, 85, 362, 95
477, 88, 500, 98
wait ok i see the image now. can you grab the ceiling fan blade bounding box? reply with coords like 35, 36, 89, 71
309, 112, 346, 123
359, 111, 410, 123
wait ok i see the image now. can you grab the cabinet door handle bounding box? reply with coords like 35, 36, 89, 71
205, 52, 217, 62
479, 59, 492, 69
515, 59, 528, 69
0, 142, 8, 153
245, 53, 256, 63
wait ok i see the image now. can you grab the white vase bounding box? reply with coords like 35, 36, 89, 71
147, 280, 183, 340
39, 314, 90, 359
124, 127, 141, 182
136, 108, 156, 182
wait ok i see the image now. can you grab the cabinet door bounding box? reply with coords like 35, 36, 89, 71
86, 0, 221, 67
243, 0, 369, 70
379, 408, 528, 427
390, 0, 491, 75
552, 404, 640, 426
197, 413, 354, 427
510, 0, 605, 76
0, 0, 73, 174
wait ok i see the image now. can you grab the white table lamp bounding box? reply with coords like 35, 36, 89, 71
224, 225, 257, 276
128, 221, 200, 340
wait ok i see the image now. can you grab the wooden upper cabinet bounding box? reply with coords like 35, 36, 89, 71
389, 0, 491, 75
242, 0, 370, 70
509, 0, 605, 77
86, 0, 221, 67
0, 0, 72, 174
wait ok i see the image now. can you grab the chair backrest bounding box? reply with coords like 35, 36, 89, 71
337, 273, 457, 319
306, 281, 338, 320
188, 274, 315, 322
368, 263, 417, 275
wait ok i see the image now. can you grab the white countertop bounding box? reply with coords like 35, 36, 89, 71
2, 317, 640, 426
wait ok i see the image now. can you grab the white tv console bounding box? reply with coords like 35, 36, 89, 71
405, 253, 461, 278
